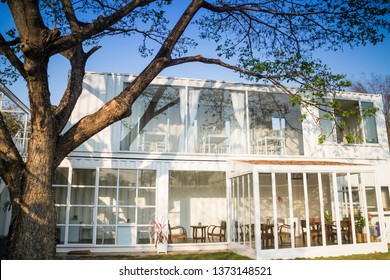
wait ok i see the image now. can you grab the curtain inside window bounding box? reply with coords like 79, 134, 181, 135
231, 91, 247, 153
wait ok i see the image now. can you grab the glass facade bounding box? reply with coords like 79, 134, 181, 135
230, 171, 382, 251
54, 167, 156, 245
120, 84, 304, 155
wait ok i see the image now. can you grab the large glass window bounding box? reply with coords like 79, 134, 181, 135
361, 102, 378, 143
53, 167, 69, 245
55, 167, 156, 246
168, 171, 226, 243
120, 84, 182, 152
120, 83, 305, 155
248, 92, 303, 155
319, 100, 378, 144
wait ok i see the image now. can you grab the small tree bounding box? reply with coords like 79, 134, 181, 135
0, 0, 389, 259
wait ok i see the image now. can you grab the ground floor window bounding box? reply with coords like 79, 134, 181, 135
168, 171, 226, 243
54, 167, 157, 245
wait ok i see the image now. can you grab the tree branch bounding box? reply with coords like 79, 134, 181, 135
49, 0, 156, 55
0, 34, 26, 80
0, 112, 24, 166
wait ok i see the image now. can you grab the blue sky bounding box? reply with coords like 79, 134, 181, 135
1, 3, 390, 106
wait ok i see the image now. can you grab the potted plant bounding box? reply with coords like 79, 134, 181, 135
149, 216, 168, 253
355, 210, 366, 243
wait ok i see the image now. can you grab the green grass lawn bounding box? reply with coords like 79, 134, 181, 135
76, 248, 389, 260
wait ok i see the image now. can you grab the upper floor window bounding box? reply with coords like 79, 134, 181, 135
319, 99, 378, 144
119, 82, 304, 155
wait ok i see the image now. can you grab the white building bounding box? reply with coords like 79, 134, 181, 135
3, 72, 390, 259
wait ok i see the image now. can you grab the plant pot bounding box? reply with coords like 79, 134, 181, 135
156, 243, 168, 253
356, 233, 367, 243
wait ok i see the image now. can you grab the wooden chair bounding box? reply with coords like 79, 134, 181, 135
168, 223, 187, 243
325, 221, 337, 243
261, 223, 274, 248
340, 218, 352, 243
278, 222, 296, 245
207, 221, 226, 242
301, 219, 322, 245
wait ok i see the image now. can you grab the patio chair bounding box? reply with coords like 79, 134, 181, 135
168, 223, 187, 243
325, 221, 337, 243
340, 218, 352, 243
261, 223, 274, 248
278, 222, 296, 245
207, 221, 226, 242
301, 219, 322, 245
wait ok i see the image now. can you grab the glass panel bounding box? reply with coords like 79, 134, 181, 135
71, 169, 96, 186
97, 206, 116, 224
336, 173, 353, 244
248, 92, 303, 155
351, 173, 367, 243
291, 173, 306, 247
138, 189, 156, 206
55, 205, 66, 224
117, 225, 132, 245
307, 174, 322, 247
137, 207, 155, 225
361, 102, 378, 143
139, 170, 156, 187
79, 226, 93, 243
382, 186, 390, 212
97, 226, 115, 244
198, 88, 231, 154
362, 173, 379, 243
53, 186, 67, 205
275, 173, 293, 249
120, 84, 182, 152
68, 226, 93, 244
118, 188, 136, 206
69, 206, 94, 224
319, 104, 336, 142
321, 173, 338, 246
98, 188, 117, 205
231, 177, 239, 243
70, 187, 95, 205
117, 207, 135, 224
168, 171, 226, 243
99, 168, 118, 186
56, 226, 65, 244
53, 168, 69, 185
259, 173, 274, 249
119, 169, 137, 187
335, 100, 362, 144
137, 226, 152, 244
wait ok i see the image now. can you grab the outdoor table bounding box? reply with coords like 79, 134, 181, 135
191, 225, 208, 242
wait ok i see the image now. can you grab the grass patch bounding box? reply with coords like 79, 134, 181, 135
73, 245, 390, 260
79, 251, 252, 260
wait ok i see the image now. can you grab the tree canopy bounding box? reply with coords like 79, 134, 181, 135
0, 0, 389, 259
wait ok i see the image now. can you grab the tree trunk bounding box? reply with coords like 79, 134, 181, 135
6, 56, 57, 259
6, 174, 57, 259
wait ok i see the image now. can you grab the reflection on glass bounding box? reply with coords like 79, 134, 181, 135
71, 169, 96, 186
53, 168, 69, 185
97, 206, 116, 224
97, 226, 115, 244
99, 168, 118, 186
